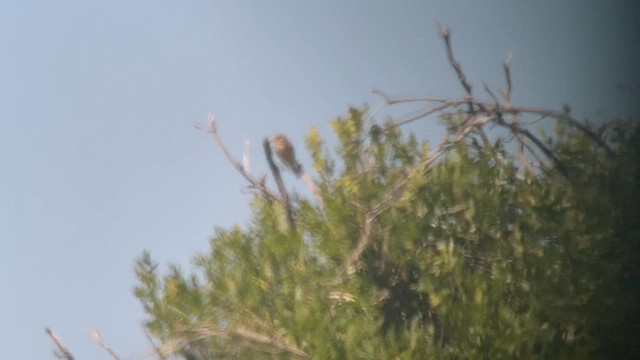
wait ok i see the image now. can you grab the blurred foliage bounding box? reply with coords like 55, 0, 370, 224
135, 108, 640, 359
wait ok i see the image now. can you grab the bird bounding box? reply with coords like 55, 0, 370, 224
270, 133, 303, 177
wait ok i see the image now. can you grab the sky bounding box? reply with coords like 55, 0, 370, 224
1, 1, 638, 359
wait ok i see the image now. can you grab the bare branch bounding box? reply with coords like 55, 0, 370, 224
345, 212, 376, 273
233, 326, 311, 360
196, 114, 280, 202
376, 92, 613, 158
242, 138, 251, 174
144, 329, 167, 360
440, 26, 609, 161
158, 324, 224, 357
520, 128, 568, 175
45, 328, 75, 360
503, 53, 513, 103
438, 24, 504, 153
263, 138, 296, 231
386, 102, 459, 129
301, 172, 323, 203
438, 22, 499, 138
522, 139, 547, 170
373, 89, 456, 105
515, 136, 536, 177
438, 24, 474, 99
89, 330, 122, 360
157, 322, 311, 360
483, 81, 500, 105
329, 291, 357, 303
490, 105, 612, 155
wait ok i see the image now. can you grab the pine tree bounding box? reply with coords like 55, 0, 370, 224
134, 28, 640, 359
134, 105, 639, 358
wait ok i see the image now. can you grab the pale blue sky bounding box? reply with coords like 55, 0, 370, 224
1, 1, 638, 359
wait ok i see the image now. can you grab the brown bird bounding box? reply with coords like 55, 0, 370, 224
271, 133, 303, 177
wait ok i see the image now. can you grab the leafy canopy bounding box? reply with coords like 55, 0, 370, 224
135, 108, 640, 359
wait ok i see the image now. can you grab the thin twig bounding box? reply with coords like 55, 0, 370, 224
483, 81, 500, 105
233, 326, 311, 360
144, 329, 167, 360
196, 114, 280, 202
505, 121, 568, 177
263, 138, 296, 231
438, 24, 473, 98
503, 53, 513, 103
373, 89, 454, 105
301, 172, 323, 203
158, 321, 311, 360
345, 212, 376, 273
89, 330, 122, 360
385, 102, 459, 130
377, 94, 613, 157
522, 139, 547, 170
45, 327, 75, 360
437, 25, 495, 153
438, 24, 613, 163
338, 26, 613, 290
515, 136, 536, 177
496, 104, 612, 155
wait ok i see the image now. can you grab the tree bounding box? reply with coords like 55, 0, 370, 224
133, 28, 640, 359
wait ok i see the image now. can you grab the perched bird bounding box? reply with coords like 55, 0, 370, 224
271, 133, 303, 177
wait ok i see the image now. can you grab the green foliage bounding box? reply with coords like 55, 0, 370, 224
135, 108, 640, 359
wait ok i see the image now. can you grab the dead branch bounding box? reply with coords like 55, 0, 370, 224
301, 172, 323, 203
498, 106, 611, 154
376, 24, 612, 166
144, 329, 167, 360
373, 88, 454, 105
500, 118, 569, 176
345, 211, 376, 274
437, 24, 474, 100
157, 324, 224, 357
45, 327, 75, 360
384, 101, 459, 130
483, 81, 500, 105
196, 114, 280, 202
502, 54, 513, 103
89, 330, 122, 360
345, 25, 615, 271
263, 138, 296, 231
437, 23, 493, 156
515, 137, 536, 177
232, 326, 311, 359
157, 322, 310, 360
328, 291, 357, 303
521, 139, 545, 169
376, 94, 611, 170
